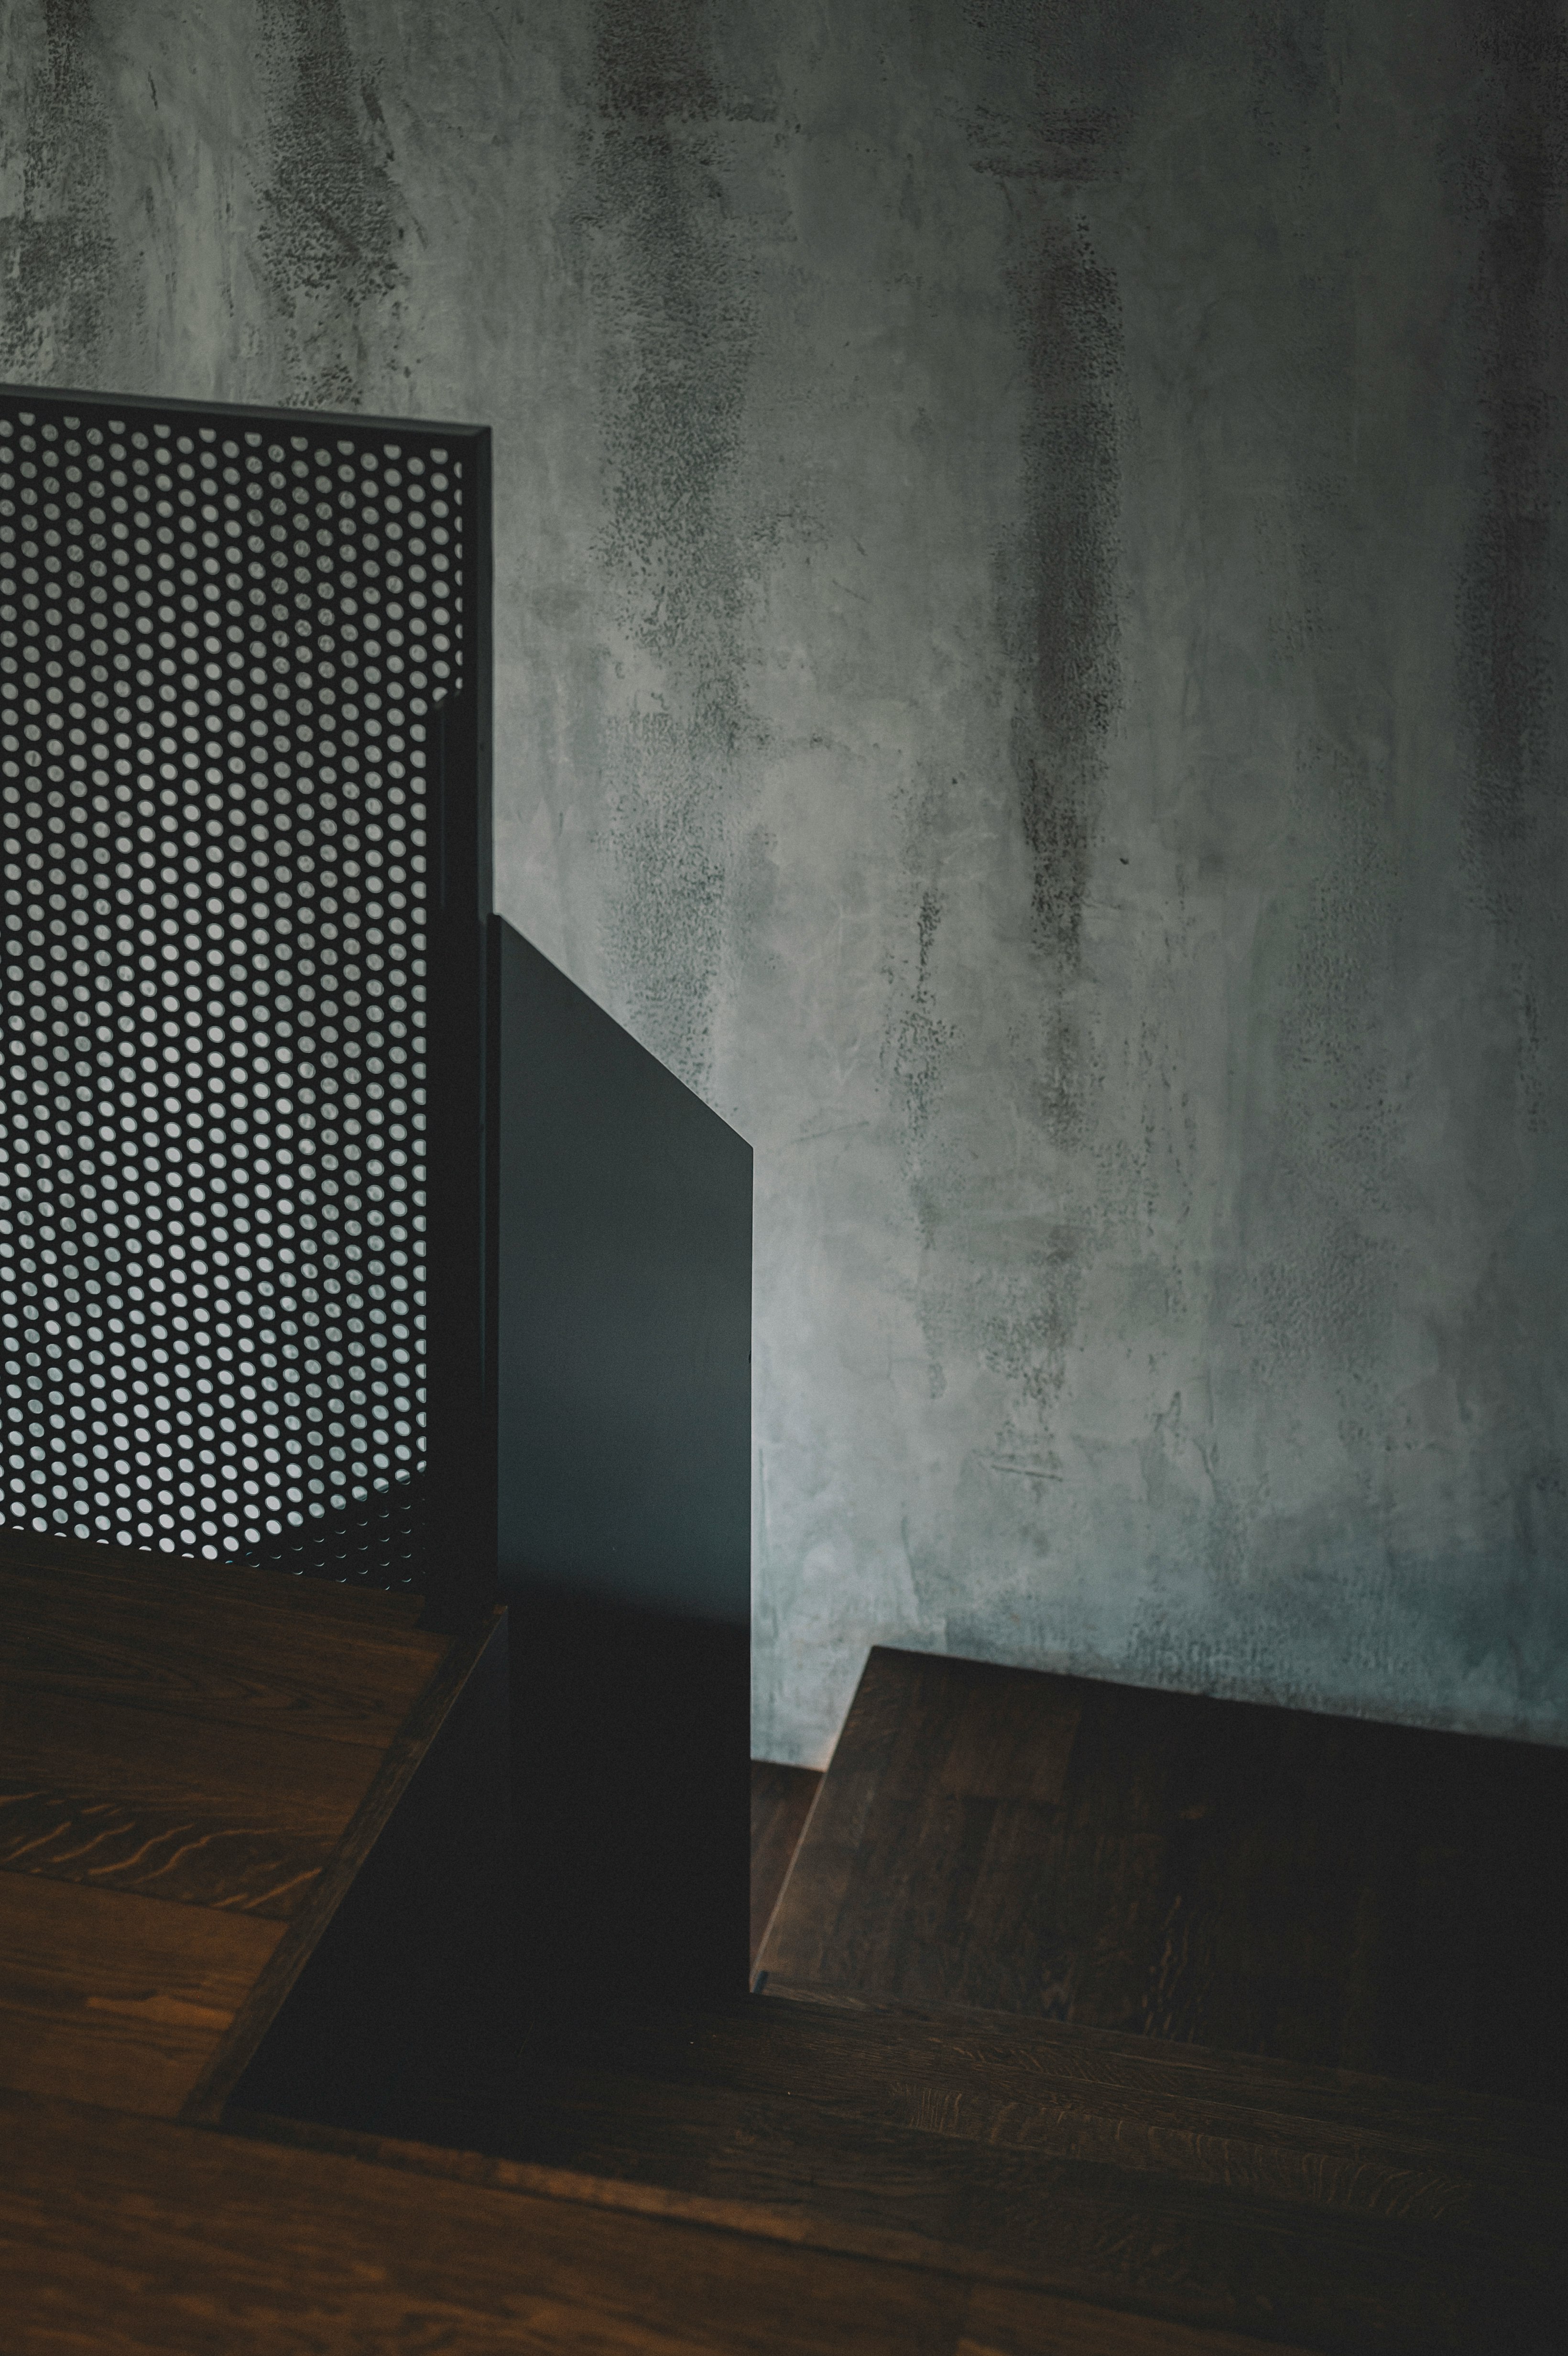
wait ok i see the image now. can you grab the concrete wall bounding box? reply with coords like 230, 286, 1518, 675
4, 0, 1565, 1762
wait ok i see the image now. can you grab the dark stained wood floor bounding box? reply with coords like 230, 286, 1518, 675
0, 1527, 500, 2120
757, 1647, 1568, 2102
10, 2085, 1334, 2356
7, 1564, 1564, 2353
226, 1661, 1568, 2352
273, 1977, 1564, 2353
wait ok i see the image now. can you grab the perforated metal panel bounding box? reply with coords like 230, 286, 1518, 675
0, 387, 479, 1588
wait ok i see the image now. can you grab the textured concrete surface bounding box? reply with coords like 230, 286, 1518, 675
3, 0, 1565, 1762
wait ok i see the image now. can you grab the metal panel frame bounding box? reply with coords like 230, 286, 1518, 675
0, 381, 494, 1631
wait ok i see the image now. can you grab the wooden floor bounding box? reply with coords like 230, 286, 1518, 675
7, 2085, 1325, 2356
290, 1976, 1563, 2351
0, 1526, 501, 2123
230, 1646, 1567, 2353
5, 1562, 1564, 2352
757, 1647, 1568, 2100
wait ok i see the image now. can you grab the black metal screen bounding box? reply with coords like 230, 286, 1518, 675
0, 386, 483, 1590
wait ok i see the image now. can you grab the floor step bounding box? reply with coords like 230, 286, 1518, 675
756, 1647, 1568, 2101
0, 1528, 504, 2124
228, 1657, 1568, 2348
7, 2083, 1344, 2356
235, 1980, 1567, 2353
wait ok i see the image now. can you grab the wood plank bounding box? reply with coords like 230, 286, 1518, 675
0, 1558, 445, 1750
760, 1648, 1568, 2099
250, 1986, 1562, 2355
238, 2056, 1550, 2354
0, 1554, 500, 2135
0, 1875, 281, 2115
508, 1989, 1567, 2229
0, 1685, 381, 1914
750, 1760, 822, 1970
753, 1982, 1568, 2178
2, 2090, 966, 2356
959, 2279, 1320, 2354
239, 2104, 1319, 2350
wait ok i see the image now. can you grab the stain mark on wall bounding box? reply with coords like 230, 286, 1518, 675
0, 0, 115, 378
890, 16, 1137, 1492
1452, 0, 1568, 1136
588, 0, 762, 1089
893, 889, 948, 1149
888, 885, 954, 1251
1003, 210, 1123, 971
256, 0, 405, 406
597, 0, 719, 125
967, 8, 1162, 995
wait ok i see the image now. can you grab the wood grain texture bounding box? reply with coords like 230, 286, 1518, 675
0, 1874, 282, 2115
753, 1983, 1568, 2181
959, 2280, 1322, 2354
254, 1989, 1563, 2354
2, 2089, 968, 2356
224, 2114, 1345, 2356
234, 2105, 1333, 2355
0, 1686, 380, 1913
759, 1648, 1568, 2101
549, 1987, 1567, 2228
0, 1531, 477, 2129
750, 1760, 822, 1971
0, 1555, 445, 1750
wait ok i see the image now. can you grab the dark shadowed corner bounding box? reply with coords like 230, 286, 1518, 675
0, 0, 116, 379
255, 0, 407, 407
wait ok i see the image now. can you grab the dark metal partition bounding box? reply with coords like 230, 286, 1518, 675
0, 385, 491, 1621
493, 919, 751, 2001
2, 382, 751, 2019
227, 924, 754, 2131
492, 919, 751, 1628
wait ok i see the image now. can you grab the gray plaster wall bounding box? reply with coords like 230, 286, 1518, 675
4, 0, 1565, 1762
